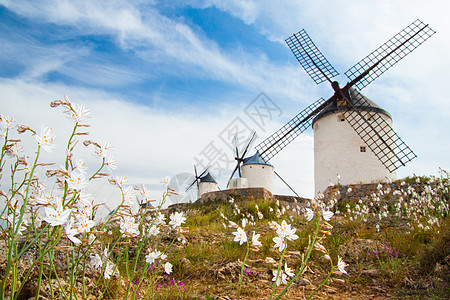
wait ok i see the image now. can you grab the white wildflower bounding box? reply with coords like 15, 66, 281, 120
276, 220, 298, 241
273, 236, 286, 252
119, 216, 139, 237
65, 219, 81, 244
145, 249, 164, 264
43, 204, 71, 226
0, 114, 17, 129
90, 254, 103, 269
75, 159, 88, 174
105, 155, 116, 171
148, 224, 160, 236
305, 208, 314, 222
322, 210, 334, 221
169, 211, 186, 228
272, 269, 287, 286
155, 212, 166, 225
69, 103, 90, 122
164, 262, 173, 275
161, 176, 170, 185
94, 141, 113, 158
35, 126, 56, 152
232, 227, 247, 245
66, 170, 88, 191
250, 231, 262, 249
337, 256, 348, 274
285, 263, 295, 277
104, 261, 117, 279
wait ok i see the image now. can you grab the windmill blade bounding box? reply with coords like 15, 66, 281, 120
240, 130, 257, 159
194, 165, 199, 188
197, 166, 210, 180
345, 19, 436, 91
227, 163, 241, 188
185, 165, 210, 192
256, 97, 329, 162
235, 143, 240, 177
233, 135, 239, 156
238, 130, 256, 177
232, 134, 240, 177
286, 29, 339, 85
344, 89, 417, 172
185, 178, 198, 192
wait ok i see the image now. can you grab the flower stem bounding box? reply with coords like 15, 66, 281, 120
237, 243, 250, 300
270, 242, 287, 300
275, 217, 322, 300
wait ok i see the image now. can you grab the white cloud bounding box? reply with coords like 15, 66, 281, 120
1, 0, 310, 102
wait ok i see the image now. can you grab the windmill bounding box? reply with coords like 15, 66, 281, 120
227, 130, 257, 188
186, 165, 218, 200
255, 19, 435, 195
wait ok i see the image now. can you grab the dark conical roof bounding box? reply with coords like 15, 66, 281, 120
242, 152, 273, 167
199, 172, 217, 183
312, 87, 391, 125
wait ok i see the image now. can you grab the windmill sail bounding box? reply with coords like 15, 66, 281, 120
257, 19, 434, 174
256, 97, 327, 162
186, 165, 210, 192
227, 130, 257, 186
345, 19, 436, 91
286, 29, 339, 85
343, 89, 417, 172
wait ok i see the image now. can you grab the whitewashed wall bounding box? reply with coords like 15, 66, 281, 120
198, 182, 219, 198
313, 111, 396, 196
242, 164, 275, 193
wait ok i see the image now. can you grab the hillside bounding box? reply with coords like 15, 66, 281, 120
1, 175, 449, 299
161, 179, 449, 299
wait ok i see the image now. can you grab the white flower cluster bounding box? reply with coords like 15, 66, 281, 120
89, 248, 118, 279
329, 178, 450, 232
269, 220, 299, 252
272, 263, 295, 286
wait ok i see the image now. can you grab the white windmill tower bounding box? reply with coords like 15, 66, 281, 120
312, 88, 397, 194
241, 152, 275, 193
198, 172, 219, 197
186, 166, 218, 200
227, 131, 275, 193
254, 19, 435, 196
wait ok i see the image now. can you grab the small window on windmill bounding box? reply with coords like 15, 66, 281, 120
360, 146, 366, 153
338, 114, 345, 122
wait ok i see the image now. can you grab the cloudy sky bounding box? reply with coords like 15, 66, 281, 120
0, 0, 448, 208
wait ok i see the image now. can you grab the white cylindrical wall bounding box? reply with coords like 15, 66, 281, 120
198, 182, 218, 198
313, 111, 396, 196
242, 164, 274, 193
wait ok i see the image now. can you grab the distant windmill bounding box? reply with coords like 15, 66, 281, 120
255, 19, 435, 195
227, 130, 257, 188
186, 165, 218, 200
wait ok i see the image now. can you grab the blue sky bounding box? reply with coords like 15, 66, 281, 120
0, 0, 449, 207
